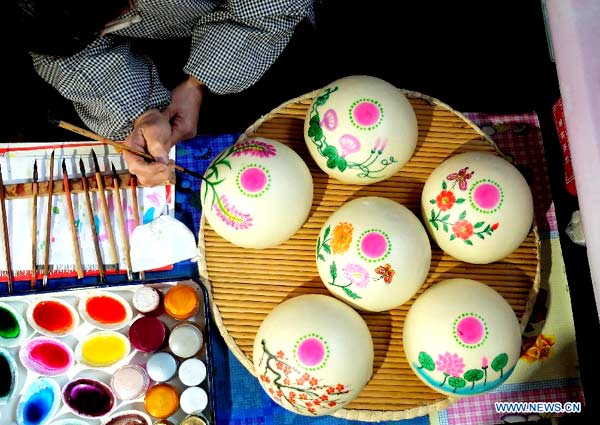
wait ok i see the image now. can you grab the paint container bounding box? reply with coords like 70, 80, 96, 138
180, 414, 210, 425
180, 387, 208, 415
78, 292, 132, 330
26, 298, 78, 338
0, 301, 28, 347
111, 364, 150, 400
153, 420, 175, 425
144, 383, 179, 419
128, 316, 168, 353
146, 352, 177, 383
19, 337, 74, 376
75, 331, 130, 367
168, 323, 203, 358
178, 358, 207, 387
103, 409, 152, 425
164, 285, 199, 320
132, 286, 164, 316
16, 378, 61, 425
0, 348, 18, 404
62, 378, 115, 418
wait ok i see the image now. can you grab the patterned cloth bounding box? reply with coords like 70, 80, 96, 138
175, 111, 582, 425
31, 0, 314, 139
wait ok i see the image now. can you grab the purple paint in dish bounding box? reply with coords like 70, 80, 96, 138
62, 378, 115, 418
128, 316, 168, 353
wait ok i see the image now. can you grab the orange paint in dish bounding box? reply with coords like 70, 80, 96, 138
164, 285, 199, 320
86, 296, 127, 324
144, 383, 179, 419
32, 301, 75, 333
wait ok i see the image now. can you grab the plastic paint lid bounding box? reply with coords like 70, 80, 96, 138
111, 364, 150, 400
144, 383, 179, 419
178, 358, 207, 387
168, 323, 203, 358
164, 285, 199, 320
180, 387, 208, 415
132, 286, 164, 316
146, 352, 177, 383
128, 316, 168, 353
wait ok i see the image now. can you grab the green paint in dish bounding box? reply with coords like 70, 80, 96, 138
0, 305, 20, 339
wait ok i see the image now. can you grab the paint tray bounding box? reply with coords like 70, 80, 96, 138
0, 278, 217, 424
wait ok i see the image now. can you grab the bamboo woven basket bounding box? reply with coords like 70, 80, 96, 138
197, 89, 540, 421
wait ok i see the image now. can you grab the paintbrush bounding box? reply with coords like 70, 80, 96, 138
52, 120, 205, 181
79, 159, 105, 283
42, 151, 55, 288
0, 164, 14, 293
62, 159, 84, 279
31, 161, 38, 288
130, 175, 145, 280
91, 150, 119, 267
111, 164, 133, 280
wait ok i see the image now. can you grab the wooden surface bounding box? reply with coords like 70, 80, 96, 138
199, 91, 540, 420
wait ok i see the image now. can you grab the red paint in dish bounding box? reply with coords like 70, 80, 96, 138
32, 301, 74, 333
128, 316, 168, 353
30, 340, 71, 369
86, 296, 127, 324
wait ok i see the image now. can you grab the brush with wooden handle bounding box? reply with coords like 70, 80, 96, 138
52, 120, 205, 181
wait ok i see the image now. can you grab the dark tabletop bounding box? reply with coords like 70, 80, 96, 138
3, 1, 598, 421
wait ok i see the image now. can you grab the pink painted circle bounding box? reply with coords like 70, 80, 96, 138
353, 101, 380, 127
240, 167, 267, 193
473, 183, 501, 210
361, 232, 387, 259
297, 338, 326, 367
456, 316, 485, 345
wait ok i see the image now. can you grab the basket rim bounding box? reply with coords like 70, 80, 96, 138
197, 87, 541, 421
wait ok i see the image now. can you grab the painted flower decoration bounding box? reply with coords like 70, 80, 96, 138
374, 263, 395, 284
343, 263, 370, 288
521, 334, 555, 362
452, 219, 474, 240
331, 222, 353, 254
436, 190, 456, 211
214, 194, 253, 229
447, 167, 474, 191
232, 140, 277, 158
436, 352, 465, 377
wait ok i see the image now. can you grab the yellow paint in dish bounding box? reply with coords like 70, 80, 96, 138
79, 331, 130, 367
144, 383, 179, 419
164, 284, 199, 320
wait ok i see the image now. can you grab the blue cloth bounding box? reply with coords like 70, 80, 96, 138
175, 135, 432, 425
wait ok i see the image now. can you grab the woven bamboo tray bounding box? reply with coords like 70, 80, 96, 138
198, 89, 540, 421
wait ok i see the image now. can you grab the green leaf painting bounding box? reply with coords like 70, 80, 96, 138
418, 352, 435, 371
492, 353, 508, 377
448, 377, 466, 393
463, 369, 484, 390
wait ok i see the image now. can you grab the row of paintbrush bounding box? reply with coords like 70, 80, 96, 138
0, 149, 145, 294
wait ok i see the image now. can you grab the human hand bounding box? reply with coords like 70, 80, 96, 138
122, 109, 175, 186
163, 76, 205, 146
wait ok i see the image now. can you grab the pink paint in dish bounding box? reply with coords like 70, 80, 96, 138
19, 337, 74, 376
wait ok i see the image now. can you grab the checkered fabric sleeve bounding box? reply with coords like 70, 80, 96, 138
184, 0, 314, 94
31, 36, 171, 140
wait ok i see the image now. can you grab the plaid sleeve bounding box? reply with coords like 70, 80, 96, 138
31, 36, 171, 140
184, 0, 314, 94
